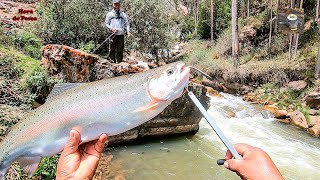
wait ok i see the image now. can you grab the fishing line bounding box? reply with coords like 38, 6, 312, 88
187, 66, 212, 80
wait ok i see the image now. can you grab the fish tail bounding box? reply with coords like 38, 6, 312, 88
0, 166, 8, 180
0, 146, 19, 179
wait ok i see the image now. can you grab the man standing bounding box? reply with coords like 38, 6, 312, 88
105, 0, 131, 63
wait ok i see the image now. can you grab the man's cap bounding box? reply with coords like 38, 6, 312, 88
113, 0, 121, 3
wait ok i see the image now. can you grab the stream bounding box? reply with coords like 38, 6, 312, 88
104, 93, 320, 180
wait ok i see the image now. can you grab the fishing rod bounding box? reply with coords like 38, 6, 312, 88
186, 66, 242, 165
90, 32, 116, 54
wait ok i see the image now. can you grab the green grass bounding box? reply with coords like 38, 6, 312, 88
0, 46, 40, 85
34, 156, 59, 179
0, 46, 62, 105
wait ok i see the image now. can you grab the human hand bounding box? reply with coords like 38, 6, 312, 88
111, 28, 118, 33
56, 130, 108, 180
127, 32, 133, 38
224, 144, 284, 180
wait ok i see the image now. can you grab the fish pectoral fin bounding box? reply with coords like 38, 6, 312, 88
19, 156, 42, 177
134, 102, 160, 113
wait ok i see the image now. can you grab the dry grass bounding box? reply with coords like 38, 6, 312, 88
184, 39, 316, 86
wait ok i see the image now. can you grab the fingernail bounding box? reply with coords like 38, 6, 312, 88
224, 161, 229, 168
70, 131, 75, 138
102, 134, 108, 143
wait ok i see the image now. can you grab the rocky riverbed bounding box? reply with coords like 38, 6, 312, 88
243, 81, 320, 137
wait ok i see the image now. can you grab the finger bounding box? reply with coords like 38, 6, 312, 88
83, 134, 108, 158
224, 159, 243, 172
225, 144, 253, 160
61, 130, 81, 157
95, 134, 108, 153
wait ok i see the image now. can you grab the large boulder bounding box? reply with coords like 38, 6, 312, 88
286, 80, 307, 91
41, 44, 151, 82
263, 105, 288, 119
263, 105, 278, 113
274, 110, 288, 119
305, 88, 320, 108
108, 83, 210, 145
308, 124, 320, 137
288, 111, 308, 129
309, 116, 320, 127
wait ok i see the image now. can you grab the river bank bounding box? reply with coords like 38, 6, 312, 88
192, 73, 320, 138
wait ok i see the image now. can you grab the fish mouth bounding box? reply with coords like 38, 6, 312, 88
177, 63, 190, 88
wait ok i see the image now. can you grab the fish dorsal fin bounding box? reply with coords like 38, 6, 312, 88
19, 156, 42, 177
46, 83, 86, 102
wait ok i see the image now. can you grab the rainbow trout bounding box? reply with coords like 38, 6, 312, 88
0, 63, 190, 178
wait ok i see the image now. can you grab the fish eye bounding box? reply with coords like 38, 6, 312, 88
167, 68, 174, 75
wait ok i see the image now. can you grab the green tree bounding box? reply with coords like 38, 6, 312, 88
34, 0, 172, 54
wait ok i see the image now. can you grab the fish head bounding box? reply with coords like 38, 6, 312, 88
148, 63, 190, 102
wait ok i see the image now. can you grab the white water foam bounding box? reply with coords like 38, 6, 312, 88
199, 93, 320, 180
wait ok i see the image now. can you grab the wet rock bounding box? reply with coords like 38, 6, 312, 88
206, 87, 217, 96
263, 105, 278, 114
288, 111, 308, 129
309, 109, 320, 116
206, 87, 223, 97
273, 110, 288, 119
202, 80, 229, 92
286, 80, 307, 91
261, 110, 273, 119
227, 111, 236, 118
309, 116, 320, 127
308, 124, 320, 137
305, 88, 320, 108
276, 118, 290, 124
211, 93, 224, 98
243, 94, 256, 102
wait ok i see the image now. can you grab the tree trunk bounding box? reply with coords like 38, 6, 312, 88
293, 0, 303, 60
194, 0, 199, 34
268, 0, 273, 49
317, 0, 320, 23
288, 0, 295, 61
275, 0, 280, 32
210, 0, 214, 41
247, 0, 250, 17
232, 0, 240, 68
315, 40, 320, 79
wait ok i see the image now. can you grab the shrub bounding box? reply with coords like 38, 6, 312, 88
0, 26, 13, 46
9, 30, 43, 59
79, 41, 96, 53
0, 54, 21, 79
24, 66, 62, 103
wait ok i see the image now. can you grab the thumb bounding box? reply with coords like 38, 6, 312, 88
224, 159, 243, 172
61, 130, 81, 157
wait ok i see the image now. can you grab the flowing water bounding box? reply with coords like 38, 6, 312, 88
105, 93, 320, 180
